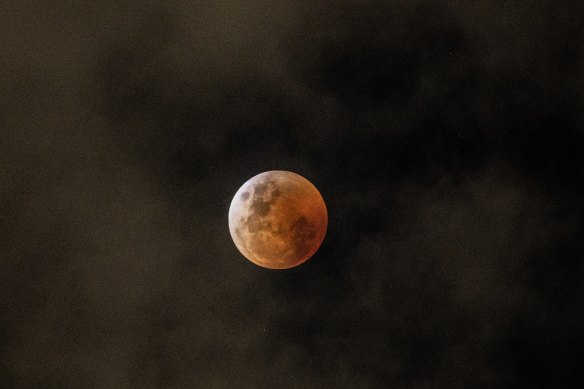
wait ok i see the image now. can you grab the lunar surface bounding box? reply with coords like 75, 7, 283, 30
228, 171, 328, 269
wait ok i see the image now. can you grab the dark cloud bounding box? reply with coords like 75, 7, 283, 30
1, 0, 583, 387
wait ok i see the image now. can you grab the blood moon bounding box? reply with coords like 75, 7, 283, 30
228, 171, 327, 269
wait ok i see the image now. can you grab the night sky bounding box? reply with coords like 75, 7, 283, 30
2, 1, 584, 387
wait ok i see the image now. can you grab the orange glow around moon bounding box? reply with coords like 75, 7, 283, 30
228, 171, 328, 269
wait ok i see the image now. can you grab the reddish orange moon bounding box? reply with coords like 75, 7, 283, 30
228, 171, 328, 269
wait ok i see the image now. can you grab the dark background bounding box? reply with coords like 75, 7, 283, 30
1, 1, 583, 387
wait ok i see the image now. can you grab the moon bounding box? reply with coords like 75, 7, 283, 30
228, 171, 328, 269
